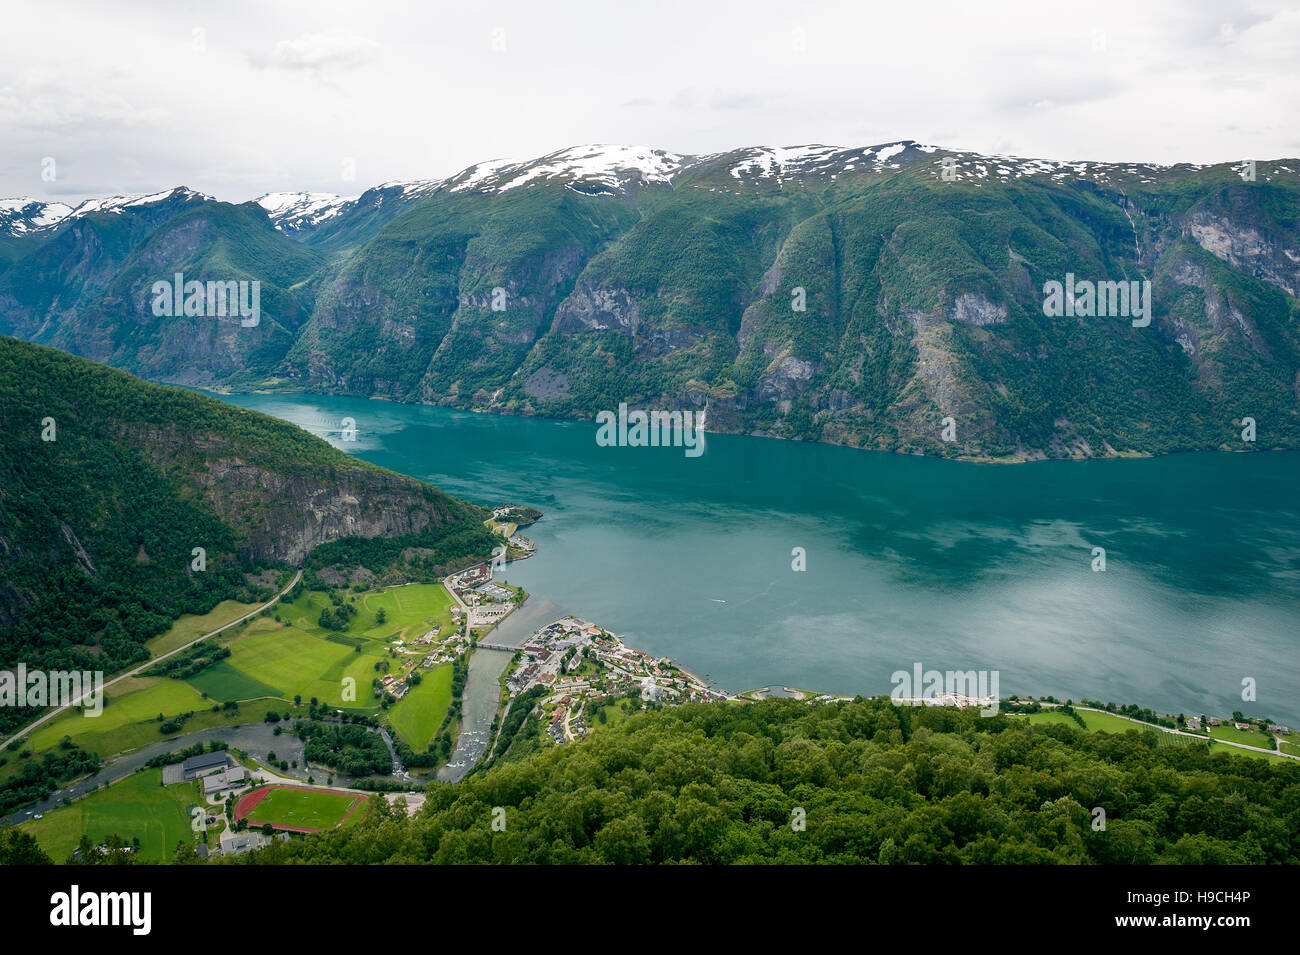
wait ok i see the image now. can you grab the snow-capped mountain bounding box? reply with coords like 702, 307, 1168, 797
1, 142, 1297, 466
6, 144, 1296, 243
0, 198, 75, 236
445, 145, 685, 195
255, 191, 357, 235
0, 187, 209, 237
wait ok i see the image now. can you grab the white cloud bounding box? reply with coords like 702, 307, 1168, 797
0, 0, 1296, 202
252, 31, 381, 74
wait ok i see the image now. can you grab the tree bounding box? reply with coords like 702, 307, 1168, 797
173, 841, 199, 865
0, 827, 52, 864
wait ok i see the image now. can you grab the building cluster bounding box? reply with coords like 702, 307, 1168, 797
504, 616, 732, 745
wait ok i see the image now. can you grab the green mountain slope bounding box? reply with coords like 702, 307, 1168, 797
0, 336, 495, 733
3, 145, 1298, 459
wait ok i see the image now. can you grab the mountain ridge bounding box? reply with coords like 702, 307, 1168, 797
1, 141, 1297, 461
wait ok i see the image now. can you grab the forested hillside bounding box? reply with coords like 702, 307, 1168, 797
3, 144, 1297, 460
226, 697, 1300, 864
0, 337, 495, 734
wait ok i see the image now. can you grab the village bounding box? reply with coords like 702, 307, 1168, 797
502, 616, 734, 745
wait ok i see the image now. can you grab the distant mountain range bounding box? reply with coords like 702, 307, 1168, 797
2, 142, 1297, 460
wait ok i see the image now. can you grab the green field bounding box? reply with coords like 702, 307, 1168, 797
590, 703, 629, 732
18, 769, 202, 863
8, 583, 458, 776
28, 677, 209, 753
1209, 742, 1291, 764
206, 621, 373, 706
1209, 724, 1267, 747
277, 584, 454, 644
1022, 708, 1203, 738
188, 659, 280, 701
1010, 710, 1083, 729
24, 681, 296, 759
144, 598, 264, 657
1076, 709, 1153, 735
1007, 708, 1294, 763
240, 786, 366, 831
197, 583, 457, 710
387, 665, 454, 749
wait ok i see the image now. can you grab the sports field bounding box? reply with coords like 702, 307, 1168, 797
234, 785, 369, 832
18, 768, 202, 863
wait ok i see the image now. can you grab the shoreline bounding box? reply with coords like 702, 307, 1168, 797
486, 525, 1297, 754
203, 387, 1299, 467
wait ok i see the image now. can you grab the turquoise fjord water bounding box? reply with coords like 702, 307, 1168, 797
220, 393, 1300, 726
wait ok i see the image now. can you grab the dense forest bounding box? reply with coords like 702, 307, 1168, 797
217, 697, 1299, 864
295, 721, 393, 777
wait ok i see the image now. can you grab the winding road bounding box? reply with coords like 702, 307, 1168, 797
1, 568, 303, 752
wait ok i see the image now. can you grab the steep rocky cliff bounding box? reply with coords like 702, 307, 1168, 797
3, 144, 1297, 460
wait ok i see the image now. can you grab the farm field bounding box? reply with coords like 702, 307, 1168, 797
387, 664, 454, 749
144, 598, 263, 657
1008, 709, 1284, 757
1208, 742, 1290, 763
28, 676, 208, 753
25, 686, 296, 760
194, 583, 457, 711
7, 584, 458, 770
1010, 710, 1082, 729
360, 583, 456, 640
1074, 710, 1153, 735
1209, 724, 1267, 747
204, 621, 377, 707
18, 768, 201, 863
188, 660, 280, 701
234, 784, 368, 832
277, 584, 454, 644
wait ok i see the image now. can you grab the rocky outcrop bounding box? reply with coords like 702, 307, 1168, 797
552, 286, 640, 335
120, 422, 475, 565
1184, 209, 1300, 298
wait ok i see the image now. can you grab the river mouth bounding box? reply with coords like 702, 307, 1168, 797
216, 392, 1300, 728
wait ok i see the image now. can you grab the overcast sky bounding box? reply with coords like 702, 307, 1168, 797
2, 0, 1297, 203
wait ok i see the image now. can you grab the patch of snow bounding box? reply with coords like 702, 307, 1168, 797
0, 198, 75, 234
728, 144, 844, 182
69, 186, 209, 217
494, 145, 684, 193
873, 143, 907, 164
256, 191, 357, 231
